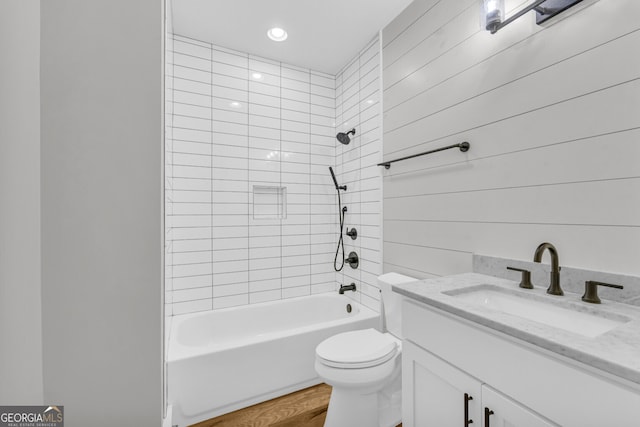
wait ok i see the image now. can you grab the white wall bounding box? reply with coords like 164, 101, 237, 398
0, 0, 44, 405
382, 0, 640, 279
335, 36, 384, 311
40, 1, 163, 426
165, 35, 337, 315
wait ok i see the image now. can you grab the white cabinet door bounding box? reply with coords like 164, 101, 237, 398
403, 340, 482, 427
481, 385, 559, 427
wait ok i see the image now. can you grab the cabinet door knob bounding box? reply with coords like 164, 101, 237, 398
484, 407, 495, 427
464, 393, 473, 426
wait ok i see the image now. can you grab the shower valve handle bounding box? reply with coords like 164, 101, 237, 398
345, 252, 359, 269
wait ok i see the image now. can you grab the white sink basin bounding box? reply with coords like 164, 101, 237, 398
446, 285, 629, 338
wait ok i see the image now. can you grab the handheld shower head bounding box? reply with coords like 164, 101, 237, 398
336, 128, 356, 145
328, 166, 346, 191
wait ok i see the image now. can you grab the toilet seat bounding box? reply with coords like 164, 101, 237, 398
316, 328, 398, 369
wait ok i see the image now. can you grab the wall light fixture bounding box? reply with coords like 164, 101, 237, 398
483, 0, 584, 34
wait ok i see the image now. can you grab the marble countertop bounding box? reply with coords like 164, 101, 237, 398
393, 273, 640, 385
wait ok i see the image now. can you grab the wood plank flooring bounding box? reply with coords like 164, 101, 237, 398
190, 384, 331, 427
189, 384, 402, 427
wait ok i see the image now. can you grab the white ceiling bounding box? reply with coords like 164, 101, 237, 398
170, 0, 414, 75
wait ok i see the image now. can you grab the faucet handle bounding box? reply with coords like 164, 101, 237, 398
506, 266, 534, 289
581, 280, 623, 304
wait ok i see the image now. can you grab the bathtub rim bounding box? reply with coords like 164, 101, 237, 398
168, 293, 380, 362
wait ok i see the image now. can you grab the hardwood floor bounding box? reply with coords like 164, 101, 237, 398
189, 384, 402, 427
190, 384, 331, 427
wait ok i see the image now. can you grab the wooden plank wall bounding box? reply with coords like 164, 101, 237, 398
381, 0, 640, 279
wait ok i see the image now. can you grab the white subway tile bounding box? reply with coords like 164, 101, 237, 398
212, 259, 248, 274
282, 78, 310, 93
282, 67, 310, 82
213, 271, 248, 286
282, 98, 310, 113
213, 282, 248, 297
174, 39, 211, 58
249, 278, 281, 292
249, 125, 280, 140
311, 73, 334, 89
174, 65, 211, 83
172, 239, 212, 253
175, 227, 213, 242
211, 48, 248, 68
172, 129, 211, 145
249, 92, 280, 108
213, 294, 249, 309
249, 103, 280, 119
172, 262, 212, 277
281, 88, 309, 102
250, 81, 280, 97
212, 61, 248, 79
212, 73, 248, 91
212, 132, 248, 147
175, 52, 211, 71
174, 91, 211, 108
172, 286, 212, 303
212, 144, 248, 159
282, 119, 310, 133
212, 85, 247, 102
213, 120, 248, 136
249, 268, 281, 281
249, 58, 280, 75
212, 156, 248, 170
213, 215, 249, 227
251, 72, 280, 87
249, 235, 281, 248
282, 130, 310, 144
172, 274, 212, 290
173, 299, 212, 315
250, 289, 281, 304
282, 286, 310, 299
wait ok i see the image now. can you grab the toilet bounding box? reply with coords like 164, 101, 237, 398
315, 272, 418, 427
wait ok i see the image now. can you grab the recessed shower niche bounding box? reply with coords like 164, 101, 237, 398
253, 185, 287, 220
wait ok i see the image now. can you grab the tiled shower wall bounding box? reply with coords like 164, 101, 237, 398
165, 34, 382, 316
335, 37, 384, 311
165, 35, 337, 315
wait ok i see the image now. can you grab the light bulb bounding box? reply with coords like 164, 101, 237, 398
267, 27, 288, 42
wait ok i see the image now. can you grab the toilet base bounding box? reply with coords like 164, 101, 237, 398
323, 375, 401, 427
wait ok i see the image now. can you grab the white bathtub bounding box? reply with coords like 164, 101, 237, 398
168, 293, 380, 427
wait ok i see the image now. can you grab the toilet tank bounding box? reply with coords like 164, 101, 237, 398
377, 272, 418, 338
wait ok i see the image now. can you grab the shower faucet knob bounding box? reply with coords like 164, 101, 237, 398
345, 252, 359, 269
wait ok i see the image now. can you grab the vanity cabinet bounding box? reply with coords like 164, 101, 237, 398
403, 341, 481, 426
404, 341, 556, 427
401, 299, 640, 427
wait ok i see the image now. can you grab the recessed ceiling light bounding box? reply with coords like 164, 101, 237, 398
251, 72, 263, 80
267, 27, 288, 42
229, 101, 242, 109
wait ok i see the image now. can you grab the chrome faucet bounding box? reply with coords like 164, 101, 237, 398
533, 242, 563, 296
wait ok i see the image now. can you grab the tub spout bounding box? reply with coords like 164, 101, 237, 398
339, 283, 357, 294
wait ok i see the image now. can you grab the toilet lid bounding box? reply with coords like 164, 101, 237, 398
316, 329, 398, 369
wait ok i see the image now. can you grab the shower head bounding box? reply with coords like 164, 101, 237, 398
336, 128, 356, 145
328, 166, 346, 191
